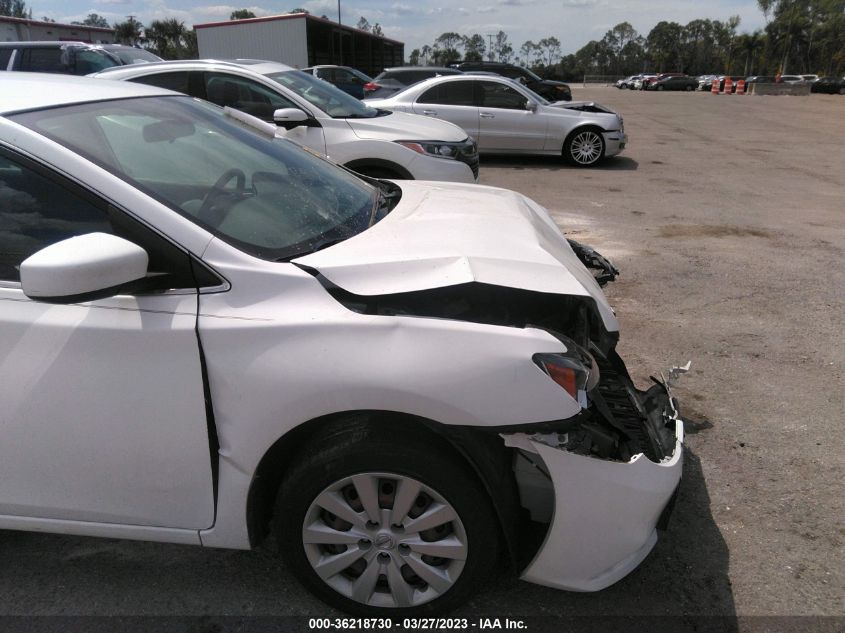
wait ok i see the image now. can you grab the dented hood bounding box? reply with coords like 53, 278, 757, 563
294, 181, 619, 332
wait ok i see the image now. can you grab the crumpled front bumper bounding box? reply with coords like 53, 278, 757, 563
603, 131, 627, 157
504, 386, 683, 592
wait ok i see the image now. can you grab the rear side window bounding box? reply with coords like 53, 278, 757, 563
19, 48, 66, 73
418, 81, 475, 106
0, 48, 11, 71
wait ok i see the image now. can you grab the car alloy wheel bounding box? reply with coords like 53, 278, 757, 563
302, 472, 468, 609
567, 129, 605, 167
275, 423, 500, 615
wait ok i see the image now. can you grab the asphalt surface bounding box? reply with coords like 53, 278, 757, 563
1, 86, 842, 628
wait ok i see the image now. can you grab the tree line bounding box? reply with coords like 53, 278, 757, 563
406, 1, 844, 79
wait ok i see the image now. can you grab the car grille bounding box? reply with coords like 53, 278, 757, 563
455, 139, 480, 179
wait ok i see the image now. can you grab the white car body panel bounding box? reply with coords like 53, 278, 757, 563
506, 421, 683, 591
0, 290, 215, 528
0, 74, 681, 600
367, 75, 627, 158
92, 61, 477, 183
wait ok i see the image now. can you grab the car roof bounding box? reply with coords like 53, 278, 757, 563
0, 72, 175, 115
92, 58, 296, 79
0, 40, 88, 48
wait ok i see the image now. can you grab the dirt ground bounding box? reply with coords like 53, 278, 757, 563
0, 86, 842, 629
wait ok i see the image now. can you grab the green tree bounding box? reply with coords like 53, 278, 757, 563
114, 18, 144, 46
372, 23, 383, 37
463, 34, 486, 62
230, 9, 256, 20
356, 16, 370, 31
409, 48, 420, 65
0, 0, 30, 18
76, 13, 109, 28
538, 36, 561, 67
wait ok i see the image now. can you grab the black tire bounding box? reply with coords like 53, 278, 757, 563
839, 87, 845, 95
657, 85, 665, 91
275, 423, 501, 616
563, 126, 605, 167
685, 85, 694, 91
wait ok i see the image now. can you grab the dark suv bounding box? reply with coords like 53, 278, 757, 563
0, 41, 162, 75
449, 61, 571, 101
363, 66, 463, 99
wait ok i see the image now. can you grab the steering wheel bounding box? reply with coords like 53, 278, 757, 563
197, 168, 247, 226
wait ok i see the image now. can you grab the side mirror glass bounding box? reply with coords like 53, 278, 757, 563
526, 100, 537, 112
20, 233, 148, 303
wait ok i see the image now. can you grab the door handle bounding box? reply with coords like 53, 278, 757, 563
480, 112, 495, 118
422, 110, 438, 116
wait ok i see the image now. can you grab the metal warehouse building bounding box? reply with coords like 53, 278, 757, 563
195, 13, 403, 77
1, 15, 115, 43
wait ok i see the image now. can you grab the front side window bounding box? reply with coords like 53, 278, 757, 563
19, 48, 65, 73
0, 153, 112, 282
13, 96, 378, 262
264, 69, 379, 119
477, 81, 528, 109
204, 72, 297, 121
130, 71, 191, 94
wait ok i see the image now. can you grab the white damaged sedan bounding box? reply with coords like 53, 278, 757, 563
0, 75, 682, 615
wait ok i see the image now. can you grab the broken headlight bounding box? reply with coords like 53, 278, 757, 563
533, 338, 599, 407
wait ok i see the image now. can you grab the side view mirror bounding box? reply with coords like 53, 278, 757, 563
273, 108, 310, 129
525, 100, 538, 112
20, 233, 148, 303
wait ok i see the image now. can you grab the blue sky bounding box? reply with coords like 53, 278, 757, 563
31, 0, 766, 55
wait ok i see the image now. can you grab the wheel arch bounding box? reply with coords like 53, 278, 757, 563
246, 410, 523, 571
562, 124, 607, 164
344, 158, 413, 180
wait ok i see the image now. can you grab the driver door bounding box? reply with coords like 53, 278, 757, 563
0, 149, 215, 529
475, 81, 548, 152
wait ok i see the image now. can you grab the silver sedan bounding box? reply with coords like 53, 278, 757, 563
365, 74, 627, 167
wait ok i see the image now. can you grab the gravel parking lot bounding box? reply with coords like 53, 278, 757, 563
1, 87, 842, 630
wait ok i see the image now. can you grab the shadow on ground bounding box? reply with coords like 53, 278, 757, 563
480, 155, 639, 172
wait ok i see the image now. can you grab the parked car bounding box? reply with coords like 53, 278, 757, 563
0, 72, 684, 616
716, 75, 747, 92
448, 61, 572, 101
301, 65, 374, 99
92, 60, 479, 183
0, 41, 161, 75
641, 72, 683, 89
646, 75, 698, 91
779, 74, 806, 84
365, 74, 626, 167
810, 76, 845, 94
800, 74, 819, 82
696, 74, 719, 90
363, 66, 463, 99
616, 75, 641, 89
745, 75, 776, 91
632, 74, 657, 90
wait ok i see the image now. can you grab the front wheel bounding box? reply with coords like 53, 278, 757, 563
275, 425, 501, 615
564, 127, 605, 167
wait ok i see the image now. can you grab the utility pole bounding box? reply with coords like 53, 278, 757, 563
487, 33, 495, 61
337, 0, 341, 25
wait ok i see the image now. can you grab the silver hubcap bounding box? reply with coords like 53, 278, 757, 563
571, 131, 602, 165
302, 473, 468, 608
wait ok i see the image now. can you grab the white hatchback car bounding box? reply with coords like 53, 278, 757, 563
92, 59, 479, 183
0, 74, 683, 616
366, 74, 627, 167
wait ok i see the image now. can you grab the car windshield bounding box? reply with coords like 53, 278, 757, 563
264, 69, 380, 118
12, 96, 378, 261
